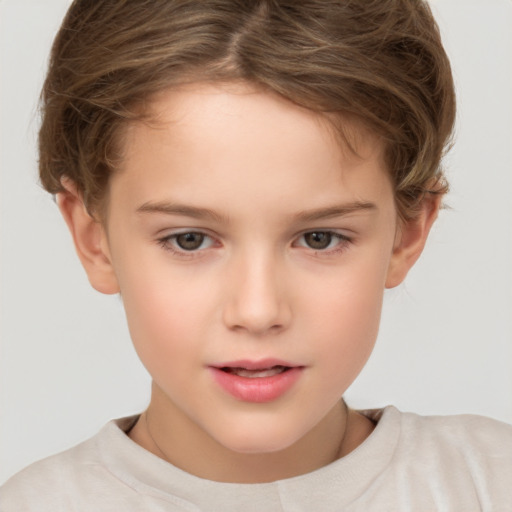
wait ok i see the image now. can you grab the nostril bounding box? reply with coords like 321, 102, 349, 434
221, 275, 292, 334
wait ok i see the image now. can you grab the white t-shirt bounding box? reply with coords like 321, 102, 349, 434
1, 406, 511, 511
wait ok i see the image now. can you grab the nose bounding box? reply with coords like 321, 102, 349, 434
222, 249, 292, 336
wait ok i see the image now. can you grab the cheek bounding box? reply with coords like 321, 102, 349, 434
113, 258, 213, 375
303, 259, 387, 377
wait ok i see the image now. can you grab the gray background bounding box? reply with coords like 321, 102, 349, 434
1, 0, 511, 484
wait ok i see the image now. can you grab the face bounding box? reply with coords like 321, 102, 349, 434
100, 83, 399, 455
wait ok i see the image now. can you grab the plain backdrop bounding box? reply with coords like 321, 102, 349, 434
1, 0, 511, 484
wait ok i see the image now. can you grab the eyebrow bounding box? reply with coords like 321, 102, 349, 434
136, 200, 377, 223
136, 202, 228, 223
293, 202, 377, 222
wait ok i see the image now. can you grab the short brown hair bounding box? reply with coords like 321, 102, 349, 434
39, 0, 455, 220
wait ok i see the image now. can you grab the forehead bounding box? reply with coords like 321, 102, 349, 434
138, 82, 383, 159
109, 82, 392, 218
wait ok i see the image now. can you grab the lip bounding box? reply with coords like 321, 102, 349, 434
212, 358, 298, 370
209, 359, 304, 403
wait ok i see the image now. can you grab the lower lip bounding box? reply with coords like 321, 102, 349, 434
209, 367, 303, 403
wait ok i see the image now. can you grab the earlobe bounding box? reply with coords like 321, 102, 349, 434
385, 195, 441, 289
56, 179, 120, 295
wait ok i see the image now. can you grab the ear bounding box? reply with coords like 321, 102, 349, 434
56, 179, 120, 294
385, 194, 441, 289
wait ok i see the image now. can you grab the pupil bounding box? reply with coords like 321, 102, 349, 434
305, 232, 331, 250
176, 232, 204, 250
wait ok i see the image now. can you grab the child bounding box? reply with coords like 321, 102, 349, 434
1, 0, 511, 510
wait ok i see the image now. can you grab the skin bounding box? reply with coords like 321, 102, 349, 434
58, 82, 440, 483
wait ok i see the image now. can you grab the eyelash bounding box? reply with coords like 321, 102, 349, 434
294, 231, 352, 254
157, 231, 216, 258
156, 230, 352, 258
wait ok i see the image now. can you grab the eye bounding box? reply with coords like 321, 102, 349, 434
158, 231, 215, 253
296, 231, 350, 251
175, 232, 207, 251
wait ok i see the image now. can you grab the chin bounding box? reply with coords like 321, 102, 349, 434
215, 422, 303, 455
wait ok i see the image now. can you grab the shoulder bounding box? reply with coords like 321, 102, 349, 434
383, 407, 512, 508
362, 405, 512, 470
346, 407, 512, 509
1, 435, 102, 511
397, 408, 512, 458
0, 417, 140, 512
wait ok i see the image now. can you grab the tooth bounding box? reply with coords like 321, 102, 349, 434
229, 366, 287, 378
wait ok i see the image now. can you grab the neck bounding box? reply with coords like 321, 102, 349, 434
129, 385, 373, 483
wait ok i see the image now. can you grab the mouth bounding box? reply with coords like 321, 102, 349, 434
219, 365, 291, 378
209, 359, 303, 403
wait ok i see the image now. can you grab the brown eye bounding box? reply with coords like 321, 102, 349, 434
175, 232, 205, 250
303, 231, 332, 250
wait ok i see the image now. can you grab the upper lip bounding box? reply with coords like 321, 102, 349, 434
210, 359, 300, 370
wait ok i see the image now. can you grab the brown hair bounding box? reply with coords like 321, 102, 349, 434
39, 0, 455, 220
